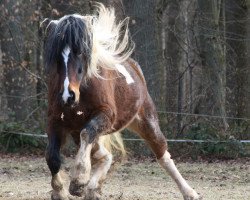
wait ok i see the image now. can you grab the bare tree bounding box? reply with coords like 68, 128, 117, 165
197, 0, 228, 132
123, 0, 165, 109
226, 0, 249, 122
0, 0, 36, 121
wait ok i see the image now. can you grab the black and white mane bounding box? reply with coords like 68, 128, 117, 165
44, 15, 92, 71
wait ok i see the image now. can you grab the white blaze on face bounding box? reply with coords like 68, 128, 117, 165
116, 64, 134, 84
62, 46, 71, 103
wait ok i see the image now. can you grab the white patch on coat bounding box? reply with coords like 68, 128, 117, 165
61, 112, 64, 121
62, 46, 71, 103
77, 111, 84, 115
158, 151, 200, 199
116, 64, 134, 84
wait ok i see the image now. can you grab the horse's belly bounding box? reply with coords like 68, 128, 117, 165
112, 99, 142, 132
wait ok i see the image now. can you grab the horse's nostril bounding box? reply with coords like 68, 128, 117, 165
67, 91, 75, 104
69, 91, 75, 100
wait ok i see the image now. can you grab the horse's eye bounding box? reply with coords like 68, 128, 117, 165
77, 52, 83, 57
78, 67, 82, 74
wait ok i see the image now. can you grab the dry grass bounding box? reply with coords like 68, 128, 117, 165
0, 155, 249, 200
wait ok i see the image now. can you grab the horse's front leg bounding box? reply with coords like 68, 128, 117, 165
69, 133, 93, 197
46, 127, 73, 200
69, 111, 113, 199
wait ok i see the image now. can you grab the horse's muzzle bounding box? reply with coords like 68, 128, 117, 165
60, 90, 76, 106
66, 90, 75, 105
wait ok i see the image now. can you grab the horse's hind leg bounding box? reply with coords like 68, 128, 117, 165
84, 136, 113, 200
128, 96, 200, 200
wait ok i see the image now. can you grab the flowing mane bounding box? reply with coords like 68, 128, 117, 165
43, 3, 134, 79
87, 3, 134, 78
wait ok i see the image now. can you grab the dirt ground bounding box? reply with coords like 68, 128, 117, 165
0, 154, 249, 200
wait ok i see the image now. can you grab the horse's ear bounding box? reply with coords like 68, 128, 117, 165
39, 18, 57, 38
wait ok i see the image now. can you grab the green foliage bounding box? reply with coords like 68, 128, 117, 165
184, 123, 247, 158
229, 121, 250, 140
0, 121, 45, 152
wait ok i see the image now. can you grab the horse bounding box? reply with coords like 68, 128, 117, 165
41, 3, 200, 200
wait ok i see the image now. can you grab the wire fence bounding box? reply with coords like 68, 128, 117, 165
158, 111, 250, 121
1, 95, 250, 145
2, 131, 250, 144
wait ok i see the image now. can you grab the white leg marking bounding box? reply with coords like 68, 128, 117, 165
116, 64, 134, 84
158, 151, 200, 199
51, 170, 73, 200
87, 143, 112, 190
62, 46, 71, 103
71, 139, 92, 185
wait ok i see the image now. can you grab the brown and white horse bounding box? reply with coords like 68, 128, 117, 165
41, 3, 200, 200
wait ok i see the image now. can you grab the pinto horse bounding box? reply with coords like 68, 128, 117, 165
41, 4, 200, 200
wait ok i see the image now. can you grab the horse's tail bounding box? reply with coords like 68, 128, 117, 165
100, 132, 126, 157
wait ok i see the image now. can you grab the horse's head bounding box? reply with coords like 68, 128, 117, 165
41, 5, 135, 106
41, 14, 92, 106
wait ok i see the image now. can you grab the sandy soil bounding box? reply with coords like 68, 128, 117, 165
0, 155, 249, 200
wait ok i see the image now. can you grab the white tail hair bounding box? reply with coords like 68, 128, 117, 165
85, 3, 134, 78
100, 132, 127, 157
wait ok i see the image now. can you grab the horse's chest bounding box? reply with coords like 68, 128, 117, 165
60, 109, 88, 130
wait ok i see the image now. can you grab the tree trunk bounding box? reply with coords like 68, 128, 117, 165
41, 0, 91, 18
160, 0, 199, 136
226, 0, 248, 123
0, 0, 34, 121
247, 1, 250, 120
96, 0, 125, 20
197, 0, 228, 132
0, 43, 9, 121
123, 0, 165, 110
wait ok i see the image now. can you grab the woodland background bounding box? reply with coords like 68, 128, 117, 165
0, 0, 250, 158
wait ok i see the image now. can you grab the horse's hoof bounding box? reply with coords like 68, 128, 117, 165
183, 189, 202, 200
69, 181, 85, 197
84, 189, 102, 200
184, 196, 202, 200
51, 193, 61, 200
51, 191, 75, 200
